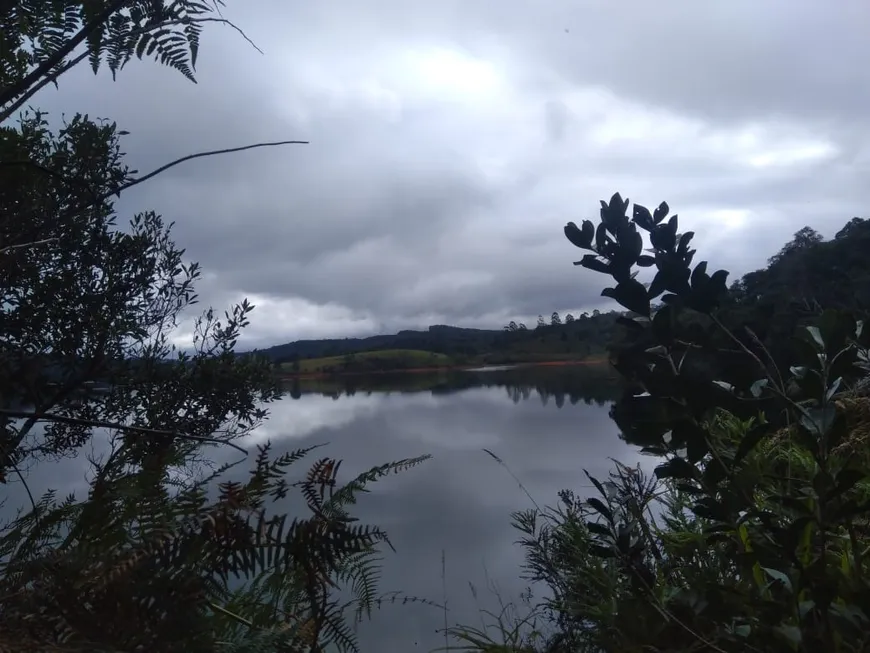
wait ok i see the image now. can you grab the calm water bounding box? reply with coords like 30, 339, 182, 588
254, 365, 651, 650
7, 364, 654, 651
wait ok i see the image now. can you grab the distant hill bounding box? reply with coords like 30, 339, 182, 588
251, 313, 624, 372
245, 215, 870, 377
18, 216, 870, 386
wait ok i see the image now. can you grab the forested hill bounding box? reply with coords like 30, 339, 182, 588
251, 215, 870, 369
252, 312, 623, 367
718, 216, 870, 369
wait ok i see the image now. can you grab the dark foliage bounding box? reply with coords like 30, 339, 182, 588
723, 217, 870, 377
1, 1, 240, 124
1, 5, 431, 652
452, 194, 870, 652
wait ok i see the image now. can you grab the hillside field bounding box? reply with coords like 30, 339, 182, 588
278, 349, 455, 375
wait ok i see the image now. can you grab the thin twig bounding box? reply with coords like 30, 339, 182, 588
0, 409, 248, 456
116, 140, 308, 195
743, 325, 787, 394
7, 140, 307, 236
710, 314, 803, 413
208, 601, 254, 628
629, 565, 751, 653
482, 448, 541, 512
0, 238, 59, 255
195, 17, 263, 54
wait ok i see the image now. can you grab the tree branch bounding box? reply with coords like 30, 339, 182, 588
115, 140, 309, 195
194, 17, 263, 55
0, 13, 260, 124
9, 461, 38, 529
0, 238, 59, 255
0, 52, 88, 124
0, 0, 131, 111
7, 140, 307, 234
0, 409, 249, 456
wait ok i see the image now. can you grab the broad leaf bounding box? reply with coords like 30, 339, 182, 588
602, 279, 651, 316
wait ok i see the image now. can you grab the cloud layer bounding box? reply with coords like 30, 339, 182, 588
27, 0, 870, 347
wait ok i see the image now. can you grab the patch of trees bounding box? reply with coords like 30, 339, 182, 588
264, 326, 491, 363
265, 312, 623, 369
499, 309, 621, 358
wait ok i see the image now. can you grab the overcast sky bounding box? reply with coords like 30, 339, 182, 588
28, 0, 870, 349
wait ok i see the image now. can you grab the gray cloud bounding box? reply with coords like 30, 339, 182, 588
23, 0, 870, 347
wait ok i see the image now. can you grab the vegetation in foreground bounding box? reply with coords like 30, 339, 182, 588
1, 4, 431, 652
448, 194, 870, 652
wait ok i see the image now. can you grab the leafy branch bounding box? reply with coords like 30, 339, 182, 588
0, 408, 250, 456
0, 0, 131, 112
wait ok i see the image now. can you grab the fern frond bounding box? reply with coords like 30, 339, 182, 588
0, 420, 427, 651
326, 455, 431, 515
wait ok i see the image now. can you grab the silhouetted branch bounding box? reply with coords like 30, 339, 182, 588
195, 17, 263, 54
0, 238, 59, 255
0, 409, 248, 456
0, 51, 87, 123
5, 140, 308, 234
0, 0, 129, 113
0, 11, 260, 123
9, 461, 37, 529
116, 140, 309, 194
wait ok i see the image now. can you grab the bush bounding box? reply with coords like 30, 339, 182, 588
452, 193, 870, 652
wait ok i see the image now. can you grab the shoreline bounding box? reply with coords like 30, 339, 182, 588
278, 357, 610, 381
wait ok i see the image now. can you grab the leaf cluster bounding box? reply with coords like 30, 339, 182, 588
1, 1, 232, 123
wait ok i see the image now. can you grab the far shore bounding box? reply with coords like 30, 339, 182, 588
278, 357, 610, 381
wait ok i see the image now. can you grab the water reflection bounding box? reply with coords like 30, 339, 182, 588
238, 363, 646, 651
283, 362, 624, 409
7, 364, 651, 652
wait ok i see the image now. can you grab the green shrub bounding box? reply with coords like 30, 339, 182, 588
452, 194, 870, 652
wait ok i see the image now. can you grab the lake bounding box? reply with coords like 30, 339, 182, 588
258, 364, 652, 650
5, 363, 654, 651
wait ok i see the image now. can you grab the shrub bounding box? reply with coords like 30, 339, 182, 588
452, 194, 870, 652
